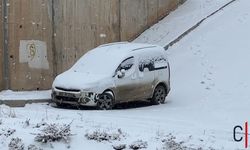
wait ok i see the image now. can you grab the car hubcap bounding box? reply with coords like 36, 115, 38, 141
155, 88, 166, 103
98, 94, 112, 110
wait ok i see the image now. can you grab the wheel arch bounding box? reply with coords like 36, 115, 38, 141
103, 89, 115, 100
153, 82, 169, 96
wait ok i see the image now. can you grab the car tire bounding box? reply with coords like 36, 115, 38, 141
151, 85, 167, 105
96, 92, 114, 110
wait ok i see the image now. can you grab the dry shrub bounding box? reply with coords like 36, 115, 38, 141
34, 122, 73, 143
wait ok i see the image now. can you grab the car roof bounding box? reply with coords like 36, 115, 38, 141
71, 42, 165, 75
97, 42, 163, 54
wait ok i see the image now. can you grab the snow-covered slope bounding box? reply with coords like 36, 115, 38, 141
165, 0, 250, 148
134, 0, 233, 46
1, 0, 250, 149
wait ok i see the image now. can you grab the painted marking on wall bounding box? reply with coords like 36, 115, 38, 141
19, 40, 49, 69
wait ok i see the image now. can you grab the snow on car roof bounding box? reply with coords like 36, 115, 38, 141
98, 42, 160, 54
71, 42, 162, 74
71, 42, 160, 76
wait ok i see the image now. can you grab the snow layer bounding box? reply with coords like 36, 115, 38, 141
1, 0, 250, 149
0, 90, 51, 101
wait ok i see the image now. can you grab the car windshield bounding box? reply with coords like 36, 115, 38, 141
71, 48, 126, 76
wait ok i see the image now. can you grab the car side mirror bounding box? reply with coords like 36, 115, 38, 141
117, 69, 126, 78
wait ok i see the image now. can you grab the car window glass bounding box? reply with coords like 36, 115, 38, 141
154, 56, 168, 68
118, 57, 134, 71
139, 55, 167, 72
139, 58, 154, 72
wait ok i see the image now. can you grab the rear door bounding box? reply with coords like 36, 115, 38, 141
136, 50, 156, 99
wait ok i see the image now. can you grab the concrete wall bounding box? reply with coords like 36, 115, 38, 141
54, 0, 184, 73
53, 0, 120, 74
7, 0, 54, 90
1, 0, 184, 91
0, 1, 3, 91
120, 0, 181, 41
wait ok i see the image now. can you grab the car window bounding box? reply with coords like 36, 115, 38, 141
139, 59, 154, 72
117, 57, 134, 71
154, 56, 168, 69
139, 55, 167, 72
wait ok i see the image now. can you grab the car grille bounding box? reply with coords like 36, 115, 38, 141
55, 87, 80, 92
56, 96, 79, 102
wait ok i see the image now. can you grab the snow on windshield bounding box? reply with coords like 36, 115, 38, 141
71, 47, 126, 75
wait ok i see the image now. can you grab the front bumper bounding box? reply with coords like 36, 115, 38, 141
51, 89, 98, 106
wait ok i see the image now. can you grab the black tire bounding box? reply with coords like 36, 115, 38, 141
151, 85, 167, 105
96, 92, 114, 110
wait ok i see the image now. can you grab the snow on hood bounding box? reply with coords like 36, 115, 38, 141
53, 71, 109, 90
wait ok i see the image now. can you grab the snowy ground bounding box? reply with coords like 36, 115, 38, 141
1, 0, 250, 149
0, 90, 51, 101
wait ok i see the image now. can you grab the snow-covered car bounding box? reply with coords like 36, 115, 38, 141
51, 42, 171, 109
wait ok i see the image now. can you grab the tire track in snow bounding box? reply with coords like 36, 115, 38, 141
164, 0, 237, 50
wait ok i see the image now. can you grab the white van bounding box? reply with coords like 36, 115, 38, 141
52, 42, 170, 109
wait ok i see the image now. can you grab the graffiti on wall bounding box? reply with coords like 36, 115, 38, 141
19, 40, 49, 69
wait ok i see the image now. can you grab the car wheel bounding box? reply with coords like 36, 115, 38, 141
151, 85, 167, 105
96, 92, 114, 110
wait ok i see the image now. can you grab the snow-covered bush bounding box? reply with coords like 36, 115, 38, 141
112, 144, 126, 150
162, 134, 191, 150
8, 137, 24, 150
34, 120, 47, 128
0, 128, 16, 138
34, 123, 72, 143
24, 119, 30, 127
27, 144, 43, 150
129, 140, 148, 149
85, 129, 124, 142
0, 106, 16, 118
162, 138, 186, 150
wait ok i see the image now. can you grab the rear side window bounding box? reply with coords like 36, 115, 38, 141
139, 59, 154, 72
154, 56, 168, 69
139, 55, 168, 72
